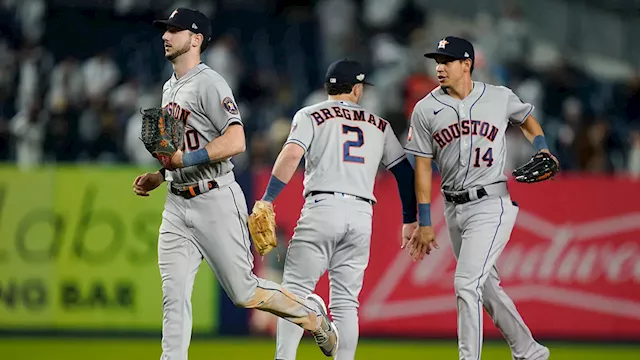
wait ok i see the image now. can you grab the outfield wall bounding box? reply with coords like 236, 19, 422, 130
1, 165, 638, 341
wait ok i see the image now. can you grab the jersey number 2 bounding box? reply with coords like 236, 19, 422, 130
473, 147, 494, 167
342, 125, 364, 163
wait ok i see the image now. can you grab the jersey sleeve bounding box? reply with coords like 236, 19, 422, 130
404, 106, 433, 158
381, 123, 406, 169
284, 110, 314, 153
506, 88, 534, 125
201, 80, 243, 133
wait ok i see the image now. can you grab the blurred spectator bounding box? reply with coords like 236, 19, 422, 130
554, 97, 584, 170
493, 2, 530, 84
110, 76, 141, 124
16, 0, 45, 43
124, 93, 158, 166
576, 119, 612, 172
403, 72, 437, 120
15, 40, 53, 114
315, 0, 358, 69
47, 56, 85, 115
9, 99, 47, 170
81, 51, 121, 103
205, 33, 242, 93
0, 1, 635, 176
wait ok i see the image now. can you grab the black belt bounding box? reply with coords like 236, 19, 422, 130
307, 191, 374, 205
443, 186, 488, 205
170, 180, 217, 199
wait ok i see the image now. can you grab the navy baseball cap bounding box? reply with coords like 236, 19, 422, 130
424, 36, 475, 63
325, 59, 373, 86
153, 8, 212, 44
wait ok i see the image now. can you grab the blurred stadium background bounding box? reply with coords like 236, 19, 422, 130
1, 0, 640, 359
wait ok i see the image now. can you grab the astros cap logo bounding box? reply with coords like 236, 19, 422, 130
170, 9, 178, 19
438, 38, 448, 49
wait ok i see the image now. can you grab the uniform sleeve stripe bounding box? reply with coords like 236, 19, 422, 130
513, 105, 533, 125
384, 154, 406, 169
404, 148, 433, 158
285, 139, 308, 152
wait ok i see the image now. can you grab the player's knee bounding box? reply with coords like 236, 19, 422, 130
328, 298, 359, 313
453, 275, 479, 297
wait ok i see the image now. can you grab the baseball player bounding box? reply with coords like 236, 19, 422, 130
252, 59, 418, 360
405, 36, 556, 360
131, 8, 337, 359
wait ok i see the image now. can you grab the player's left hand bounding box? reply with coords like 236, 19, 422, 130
409, 225, 438, 261
401, 221, 418, 249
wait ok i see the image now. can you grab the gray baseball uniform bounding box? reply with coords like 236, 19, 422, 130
404, 82, 548, 360
275, 99, 406, 360
157, 63, 322, 360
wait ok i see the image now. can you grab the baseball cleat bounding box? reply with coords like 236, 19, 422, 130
537, 346, 550, 360
306, 293, 339, 357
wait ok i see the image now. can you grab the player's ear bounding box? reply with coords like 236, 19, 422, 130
352, 83, 363, 96
191, 33, 203, 49
464, 59, 472, 73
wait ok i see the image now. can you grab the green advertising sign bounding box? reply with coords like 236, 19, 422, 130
0, 166, 217, 333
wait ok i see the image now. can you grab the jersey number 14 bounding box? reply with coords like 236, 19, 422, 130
473, 147, 494, 167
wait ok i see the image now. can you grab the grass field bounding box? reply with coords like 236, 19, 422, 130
2, 338, 639, 360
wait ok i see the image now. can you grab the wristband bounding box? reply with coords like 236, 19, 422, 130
182, 148, 209, 167
159, 168, 166, 180
262, 175, 286, 202
418, 203, 431, 226
533, 135, 548, 152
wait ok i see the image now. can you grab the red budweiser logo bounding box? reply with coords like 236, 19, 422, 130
362, 195, 640, 322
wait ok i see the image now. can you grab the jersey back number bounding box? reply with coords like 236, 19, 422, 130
342, 125, 365, 163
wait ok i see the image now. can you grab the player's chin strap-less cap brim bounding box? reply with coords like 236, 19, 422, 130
424, 49, 466, 60
153, 19, 187, 31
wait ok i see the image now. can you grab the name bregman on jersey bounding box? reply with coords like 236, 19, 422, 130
435, 120, 498, 149
310, 106, 387, 133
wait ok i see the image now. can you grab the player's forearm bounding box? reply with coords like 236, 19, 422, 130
519, 115, 549, 151
389, 158, 418, 223
261, 143, 305, 202
415, 156, 433, 226
271, 148, 302, 184
180, 125, 245, 168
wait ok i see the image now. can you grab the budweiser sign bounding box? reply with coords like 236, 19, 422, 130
253, 171, 640, 340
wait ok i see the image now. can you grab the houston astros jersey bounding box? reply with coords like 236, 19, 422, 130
285, 99, 406, 202
161, 63, 242, 185
404, 81, 534, 191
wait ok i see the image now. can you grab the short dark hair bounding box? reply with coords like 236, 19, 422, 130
324, 82, 354, 95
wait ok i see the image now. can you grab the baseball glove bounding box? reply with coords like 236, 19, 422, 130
512, 151, 559, 183
248, 200, 277, 256
140, 107, 184, 170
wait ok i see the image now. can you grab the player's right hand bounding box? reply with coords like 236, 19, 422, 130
409, 226, 438, 261
401, 221, 418, 249
133, 172, 164, 197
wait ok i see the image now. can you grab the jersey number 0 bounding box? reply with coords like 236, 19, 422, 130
342, 125, 364, 163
